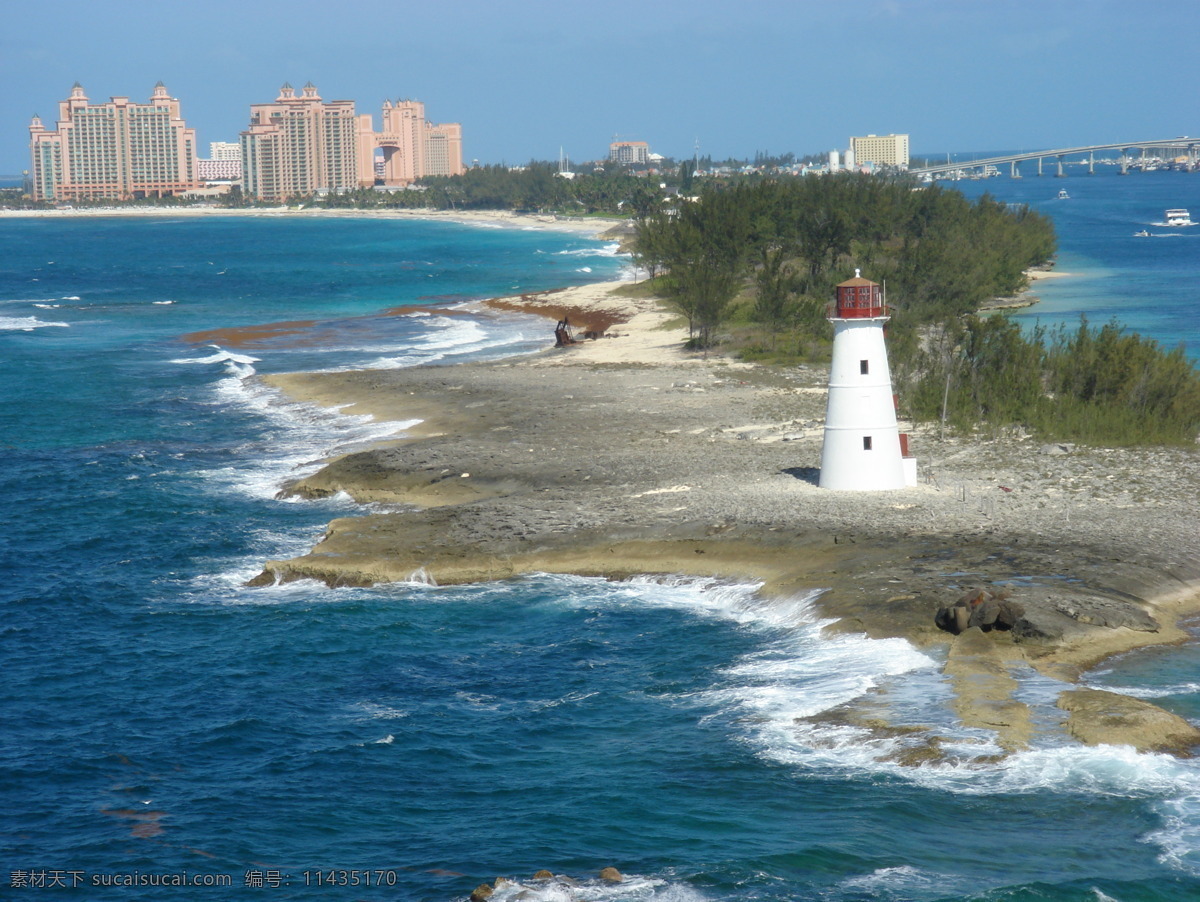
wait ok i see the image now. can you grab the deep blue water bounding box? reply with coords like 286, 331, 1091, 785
951, 167, 1200, 361
2, 204, 1200, 902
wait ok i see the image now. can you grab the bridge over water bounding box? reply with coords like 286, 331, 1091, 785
911, 138, 1199, 179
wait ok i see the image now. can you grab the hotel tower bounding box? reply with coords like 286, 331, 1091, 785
240, 82, 376, 202
240, 83, 464, 201
376, 99, 464, 186
28, 82, 198, 202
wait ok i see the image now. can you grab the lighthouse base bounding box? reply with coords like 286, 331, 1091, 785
818, 428, 917, 491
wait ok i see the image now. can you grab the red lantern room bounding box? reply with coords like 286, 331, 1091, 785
834, 270, 885, 318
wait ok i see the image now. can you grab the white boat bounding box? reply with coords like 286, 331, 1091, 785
1057, 189, 1070, 199
1134, 229, 1150, 237
1164, 208, 1194, 226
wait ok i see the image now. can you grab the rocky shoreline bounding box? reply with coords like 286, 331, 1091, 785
250, 282, 1200, 758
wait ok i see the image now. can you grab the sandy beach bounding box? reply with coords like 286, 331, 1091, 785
0, 204, 628, 237
246, 277, 1200, 758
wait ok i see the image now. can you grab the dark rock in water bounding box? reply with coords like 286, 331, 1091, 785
469, 883, 493, 901
532, 870, 554, 880
599, 867, 624, 883
935, 587, 1022, 635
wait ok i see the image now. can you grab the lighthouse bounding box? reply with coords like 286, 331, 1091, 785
818, 271, 916, 491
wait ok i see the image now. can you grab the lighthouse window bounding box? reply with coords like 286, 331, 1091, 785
863, 436, 873, 451
859, 359, 869, 375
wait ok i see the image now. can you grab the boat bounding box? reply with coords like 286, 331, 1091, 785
1164, 208, 1194, 226
1134, 229, 1150, 237
1057, 189, 1070, 199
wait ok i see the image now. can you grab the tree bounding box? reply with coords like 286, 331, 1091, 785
679, 159, 696, 194
753, 247, 800, 348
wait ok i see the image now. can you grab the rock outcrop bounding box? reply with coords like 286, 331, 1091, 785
935, 587, 1024, 635
1058, 688, 1200, 755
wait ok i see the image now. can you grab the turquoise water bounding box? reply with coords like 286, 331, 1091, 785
952, 167, 1200, 361
2, 204, 1200, 901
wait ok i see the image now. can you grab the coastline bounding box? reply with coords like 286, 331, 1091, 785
980, 267, 1076, 312
250, 278, 1200, 758
0, 204, 627, 237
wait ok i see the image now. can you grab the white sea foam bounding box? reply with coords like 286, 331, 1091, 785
543, 573, 1200, 878
483, 874, 686, 902
337, 316, 538, 370
545, 574, 941, 765
1147, 789, 1200, 876
176, 303, 541, 600
203, 372, 418, 499
554, 243, 622, 258
171, 345, 261, 367
404, 566, 438, 586
166, 342, 422, 512
180, 520, 346, 602
1085, 680, 1200, 699
0, 315, 69, 331
840, 864, 971, 900
352, 702, 410, 721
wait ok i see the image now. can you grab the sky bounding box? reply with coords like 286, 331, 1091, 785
3, 0, 1198, 175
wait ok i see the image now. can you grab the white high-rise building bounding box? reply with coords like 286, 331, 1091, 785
849, 134, 910, 169
209, 141, 241, 161
609, 141, 650, 165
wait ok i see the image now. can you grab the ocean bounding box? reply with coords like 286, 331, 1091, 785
951, 166, 1200, 361
1, 183, 1199, 902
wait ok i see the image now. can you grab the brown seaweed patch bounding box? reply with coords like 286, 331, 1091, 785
484, 292, 629, 335
182, 320, 317, 348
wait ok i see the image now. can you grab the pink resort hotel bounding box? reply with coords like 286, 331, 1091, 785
28, 81, 464, 203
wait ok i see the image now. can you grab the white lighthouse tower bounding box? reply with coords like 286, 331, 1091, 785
819, 271, 916, 491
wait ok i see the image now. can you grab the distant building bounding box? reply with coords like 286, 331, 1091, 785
375, 99, 464, 185
28, 82, 198, 202
240, 82, 375, 202
197, 142, 242, 182
209, 141, 241, 161
240, 85, 464, 200
610, 141, 650, 165
196, 158, 242, 181
849, 134, 910, 169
